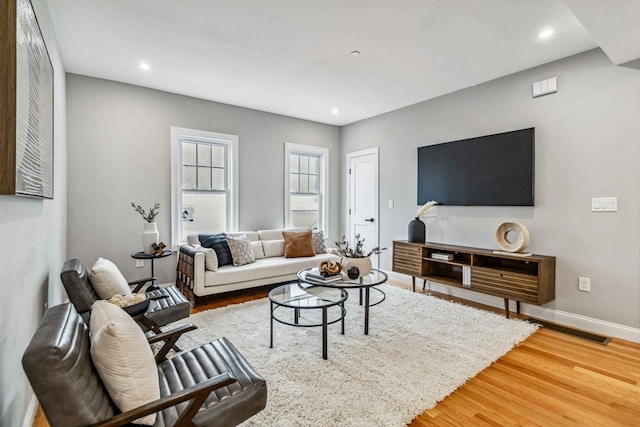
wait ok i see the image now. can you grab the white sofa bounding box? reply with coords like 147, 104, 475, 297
176, 228, 340, 303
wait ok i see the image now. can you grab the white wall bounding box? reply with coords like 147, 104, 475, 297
341, 49, 640, 330
0, 1, 67, 426
66, 75, 341, 283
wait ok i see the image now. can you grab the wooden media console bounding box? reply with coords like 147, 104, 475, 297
392, 241, 555, 317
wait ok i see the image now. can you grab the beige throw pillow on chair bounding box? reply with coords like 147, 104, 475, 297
90, 257, 132, 299
90, 300, 159, 425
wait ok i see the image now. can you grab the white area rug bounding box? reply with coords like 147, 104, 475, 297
174, 284, 538, 427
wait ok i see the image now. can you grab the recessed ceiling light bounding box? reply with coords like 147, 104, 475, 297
332, 108, 339, 115
138, 62, 151, 71
350, 51, 360, 57
538, 29, 554, 40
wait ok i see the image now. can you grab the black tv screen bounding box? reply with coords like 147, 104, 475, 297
417, 128, 535, 206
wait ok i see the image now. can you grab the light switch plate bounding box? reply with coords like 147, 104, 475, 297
533, 76, 558, 98
591, 197, 617, 212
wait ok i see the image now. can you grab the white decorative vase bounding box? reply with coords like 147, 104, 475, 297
341, 256, 372, 279
142, 222, 159, 254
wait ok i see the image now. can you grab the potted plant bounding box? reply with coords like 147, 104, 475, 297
132, 202, 160, 254
335, 234, 385, 278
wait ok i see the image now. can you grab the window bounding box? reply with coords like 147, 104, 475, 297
285, 143, 329, 233
171, 127, 238, 246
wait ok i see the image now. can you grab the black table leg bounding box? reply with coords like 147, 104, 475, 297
364, 287, 370, 335
341, 302, 345, 335
270, 301, 274, 348
322, 307, 328, 360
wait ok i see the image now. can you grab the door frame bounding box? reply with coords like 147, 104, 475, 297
346, 147, 380, 264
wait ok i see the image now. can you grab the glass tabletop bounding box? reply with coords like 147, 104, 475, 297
297, 267, 388, 289
269, 283, 347, 309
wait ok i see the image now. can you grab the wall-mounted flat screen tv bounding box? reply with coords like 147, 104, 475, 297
417, 128, 535, 206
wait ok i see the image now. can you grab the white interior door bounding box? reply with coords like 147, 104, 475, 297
347, 148, 379, 267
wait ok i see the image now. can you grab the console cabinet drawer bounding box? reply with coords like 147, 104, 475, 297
471, 267, 539, 303
393, 242, 422, 276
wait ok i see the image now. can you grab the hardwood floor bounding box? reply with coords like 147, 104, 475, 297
33, 282, 640, 427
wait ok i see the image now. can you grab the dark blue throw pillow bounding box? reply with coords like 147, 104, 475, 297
199, 233, 233, 267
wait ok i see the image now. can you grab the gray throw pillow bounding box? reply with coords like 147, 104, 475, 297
227, 235, 256, 266
312, 230, 326, 254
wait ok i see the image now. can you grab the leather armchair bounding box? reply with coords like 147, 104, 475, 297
22, 303, 267, 427
60, 258, 191, 328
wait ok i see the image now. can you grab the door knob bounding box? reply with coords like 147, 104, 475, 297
365, 218, 374, 222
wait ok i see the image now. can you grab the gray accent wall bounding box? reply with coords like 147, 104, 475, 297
0, 1, 67, 426
341, 49, 640, 328
66, 74, 341, 283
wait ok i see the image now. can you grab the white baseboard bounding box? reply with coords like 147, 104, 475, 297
22, 393, 37, 427
386, 271, 640, 343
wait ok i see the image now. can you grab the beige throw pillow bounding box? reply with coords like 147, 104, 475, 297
90, 257, 132, 299
195, 246, 219, 271
90, 300, 159, 425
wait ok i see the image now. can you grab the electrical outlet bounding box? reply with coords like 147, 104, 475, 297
136, 259, 144, 268
578, 277, 591, 292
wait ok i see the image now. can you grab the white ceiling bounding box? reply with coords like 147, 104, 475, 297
46, 0, 640, 126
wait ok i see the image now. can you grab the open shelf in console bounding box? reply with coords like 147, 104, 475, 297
473, 254, 538, 277
425, 262, 464, 285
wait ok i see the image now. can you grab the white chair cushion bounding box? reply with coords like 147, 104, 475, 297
90, 300, 159, 425
90, 257, 132, 299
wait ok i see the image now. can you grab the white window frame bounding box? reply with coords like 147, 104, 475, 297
284, 143, 329, 235
171, 127, 239, 247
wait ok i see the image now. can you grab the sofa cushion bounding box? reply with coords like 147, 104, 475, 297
227, 231, 260, 242
312, 230, 327, 254
89, 257, 132, 299
257, 228, 285, 241
251, 241, 265, 259
199, 233, 233, 267
227, 235, 256, 266
90, 300, 159, 425
203, 252, 339, 287
262, 240, 285, 257
283, 230, 315, 258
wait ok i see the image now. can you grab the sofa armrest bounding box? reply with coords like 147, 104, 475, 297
176, 244, 205, 293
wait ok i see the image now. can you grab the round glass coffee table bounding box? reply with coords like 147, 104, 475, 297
297, 268, 387, 335
269, 283, 347, 360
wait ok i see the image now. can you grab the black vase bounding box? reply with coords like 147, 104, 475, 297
408, 217, 426, 243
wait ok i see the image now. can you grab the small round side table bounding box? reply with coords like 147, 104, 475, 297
130, 250, 173, 291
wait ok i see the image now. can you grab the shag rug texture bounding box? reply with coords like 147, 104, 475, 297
173, 283, 538, 427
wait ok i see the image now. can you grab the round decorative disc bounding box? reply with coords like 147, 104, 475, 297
495, 221, 530, 253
